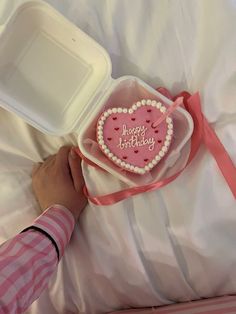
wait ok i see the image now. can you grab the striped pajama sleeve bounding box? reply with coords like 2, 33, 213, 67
0, 205, 75, 314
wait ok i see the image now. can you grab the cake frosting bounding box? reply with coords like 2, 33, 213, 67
96, 99, 173, 174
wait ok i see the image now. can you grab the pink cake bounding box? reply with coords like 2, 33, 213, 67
96, 99, 173, 174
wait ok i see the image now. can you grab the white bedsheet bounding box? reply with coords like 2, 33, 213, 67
0, 0, 236, 313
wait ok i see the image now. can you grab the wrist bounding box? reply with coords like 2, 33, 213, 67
68, 208, 81, 221
48, 204, 76, 223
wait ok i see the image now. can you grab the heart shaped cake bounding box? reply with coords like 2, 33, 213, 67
96, 99, 173, 174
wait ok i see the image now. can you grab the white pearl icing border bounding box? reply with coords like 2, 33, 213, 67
97, 99, 173, 174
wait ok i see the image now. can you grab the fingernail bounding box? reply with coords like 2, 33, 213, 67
70, 148, 77, 159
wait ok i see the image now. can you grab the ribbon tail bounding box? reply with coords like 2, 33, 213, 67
203, 117, 236, 198
185, 92, 204, 162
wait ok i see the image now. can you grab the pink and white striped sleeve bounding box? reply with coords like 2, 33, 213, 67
0, 205, 75, 314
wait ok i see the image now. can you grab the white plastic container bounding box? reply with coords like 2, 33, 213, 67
0, 1, 193, 186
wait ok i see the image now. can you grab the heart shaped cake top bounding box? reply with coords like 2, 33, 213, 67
96, 99, 173, 174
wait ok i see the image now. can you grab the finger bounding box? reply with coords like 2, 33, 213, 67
32, 162, 42, 177
43, 154, 56, 170
43, 154, 56, 162
56, 146, 71, 172
68, 147, 84, 192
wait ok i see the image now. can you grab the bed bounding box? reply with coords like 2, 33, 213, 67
0, 0, 235, 313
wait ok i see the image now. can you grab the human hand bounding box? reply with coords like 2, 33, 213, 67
32, 146, 87, 220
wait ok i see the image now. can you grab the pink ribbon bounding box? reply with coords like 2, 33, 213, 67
77, 89, 236, 205
202, 116, 236, 198
151, 97, 183, 128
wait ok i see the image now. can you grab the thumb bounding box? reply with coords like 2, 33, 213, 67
32, 162, 42, 177
68, 147, 85, 192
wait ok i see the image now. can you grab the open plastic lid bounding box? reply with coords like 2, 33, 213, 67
0, 1, 111, 135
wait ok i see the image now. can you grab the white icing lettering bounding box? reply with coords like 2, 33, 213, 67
118, 135, 155, 151
118, 124, 156, 151
122, 124, 147, 137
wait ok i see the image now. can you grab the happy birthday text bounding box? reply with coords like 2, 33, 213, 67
117, 124, 155, 151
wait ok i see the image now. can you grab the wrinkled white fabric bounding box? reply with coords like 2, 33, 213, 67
0, 1, 235, 313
